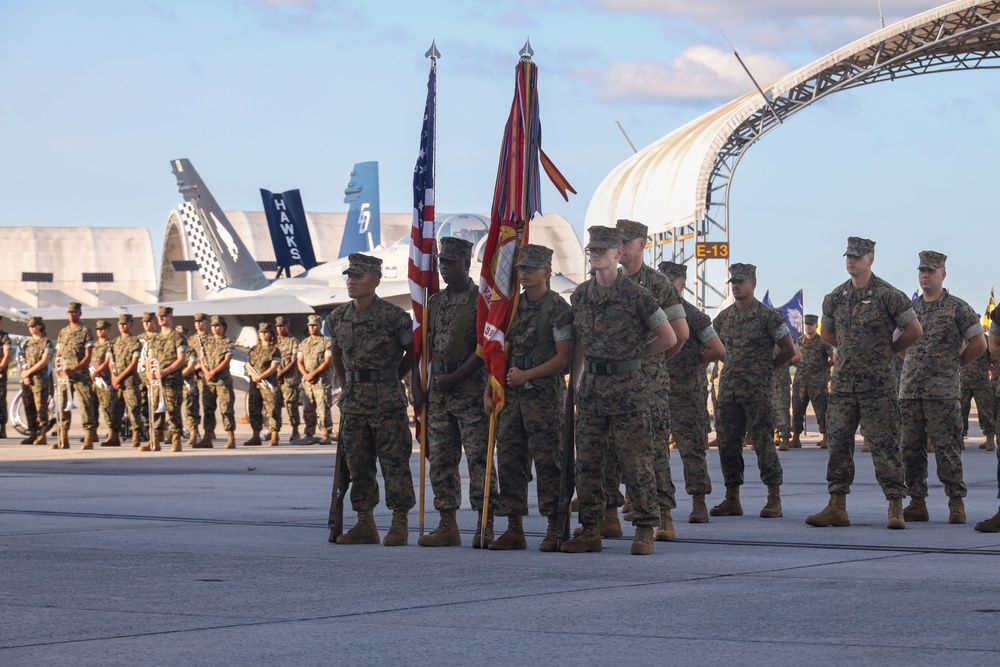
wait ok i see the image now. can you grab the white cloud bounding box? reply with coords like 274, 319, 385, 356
590, 0, 942, 23
595, 45, 790, 102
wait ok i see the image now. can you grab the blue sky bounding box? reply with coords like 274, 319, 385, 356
1, 0, 996, 315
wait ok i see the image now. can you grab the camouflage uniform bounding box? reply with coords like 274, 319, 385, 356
327, 296, 415, 512
203, 331, 235, 434
23, 334, 54, 435
822, 274, 915, 498
247, 339, 282, 432
496, 288, 574, 517
298, 331, 333, 437
148, 326, 187, 437
56, 322, 97, 432
276, 329, 301, 432
713, 299, 787, 488
424, 279, 498, 512
137, 323, 158, 433
792, 333, 834, 434
0, 327, 9, 431
665, 299, 717, 496
185, 330, 212, 435
991, 318, 1000, 498
959, 340, 993, 438
899, 291, 981, 500
110, 326, 143, 439
771, 354, 793, 439
91, 335, 122, 433
572, 272, 667, 528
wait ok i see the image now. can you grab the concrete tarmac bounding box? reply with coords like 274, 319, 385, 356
2, 420, 1000, 666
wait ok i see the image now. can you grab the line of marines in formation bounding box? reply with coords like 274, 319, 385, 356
4, 222, 1000, 554
0, 306, 338, 452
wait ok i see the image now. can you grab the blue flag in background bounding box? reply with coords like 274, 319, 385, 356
777, 289, 805, 340
762, 290, 773, 309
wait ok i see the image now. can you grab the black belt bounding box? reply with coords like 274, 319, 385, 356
345, 369, 395, 383
431, 361, 463, 374
583, 358, 642, 376
508, 356, 544, 370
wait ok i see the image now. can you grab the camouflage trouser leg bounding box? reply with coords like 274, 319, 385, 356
139, 382, 149, 432
901, 398, 966, 499
792, 378, 830, 434
670, 396, 712, 496
95, 385, 113, 430
495, 387, 562, 517
427, 402, 495, 512
154, 381, 184, 436
59, 376, 97, 432
262, 385, 280, 431
120, 382, 142, 435
772, 381, 791, 436
0, 376, 6, 425
651, 392, 676, 509
715, 399, 782, 488
961, 386, 994, 437
301, 380, 331, 433
342, 409, 415, 512
184, 379, 202, 432
26, 379, 51, 432
248, 383, 264, 431
826, 391, 905, 498
205, 380, 235, 432
576, 410, 657, 527
279, 382, 301, 429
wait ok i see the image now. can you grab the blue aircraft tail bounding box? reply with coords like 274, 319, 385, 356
339, 161, 381, 257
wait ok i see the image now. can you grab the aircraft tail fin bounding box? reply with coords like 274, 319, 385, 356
339, 161, 381, 257
171, 159, 270, 292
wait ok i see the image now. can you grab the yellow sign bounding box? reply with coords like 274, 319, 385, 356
695, 242, 729, 259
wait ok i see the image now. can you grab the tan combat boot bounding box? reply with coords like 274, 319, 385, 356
171, 431, 182, 452
383, 510, 409, 546
81, 428, 97, 450
194, 431, 214, 448
186, 428, 200, 447
570, 496, 580, 512
269, 431, 280, 446
34, 432, 48, 446
791, 431, 802, 448
20, 430, 37, 445
153, 431, 163, 452
743, 432, 753, 449
983, 434, 996, 451
601, 506, 623, 537
709, 486, 743, 517
58, 429, 70, 449
489, 515, 527, 550
974, 507, 1000, 533
472, 510, 494, 549
418, 509, 461, 547
290, 427, 301, 442
805, 494, 850, 527
778, 434, 790, 451
102, 429, 121, 447
655, 507, 676, 541
224, 431, 236, 449
818, 434, 828, 449
131, 430, 142, 448
887, 498, 906, 530
903, 497, 929, 522
773, 429, 780, 445
560, 524, 602, 553
244, 430, 262, 446
622, 496, 634, 522
318, 430, 333, 445
139, 431, 153, 452
631, 525, 654, 555
538, 516, 559, 552
760, 485, 783, 518
336, 509, 380, 544
861, 437, 870, 452
926, 436, 935, 453
689, 494, 709, 523
948, 497, 966, 524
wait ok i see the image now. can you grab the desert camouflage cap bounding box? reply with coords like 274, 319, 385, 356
438, 236, 474, 261
141, 312, 156, 323
917, 250, 947, 270
804, 314, 819, 325
342, 253, 383, 275
727, 263, 756, 282
658, 261, 687, 280
95, 319, 109, 329
258, 321, 274, 334
515, 244, 553, 269
844, 237, 876, 257
616, 219, 648, 241
307, 314, 323, 325
28, 316, 43, 327
210, 315, 226, 326
157, 306, 173, 317
193, 312, 207, 322
274, 316, 290, 326
67, 302, 81, 313
586, 226, 623, 250
118, 314, 133, 325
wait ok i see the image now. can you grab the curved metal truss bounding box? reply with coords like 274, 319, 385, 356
659, 0, 1000, 308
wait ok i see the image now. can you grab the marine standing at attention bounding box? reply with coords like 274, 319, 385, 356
55, 301, 98, 449
110, 314, 144, 448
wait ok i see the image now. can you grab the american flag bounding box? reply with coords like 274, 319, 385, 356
408, 59, 439, 440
